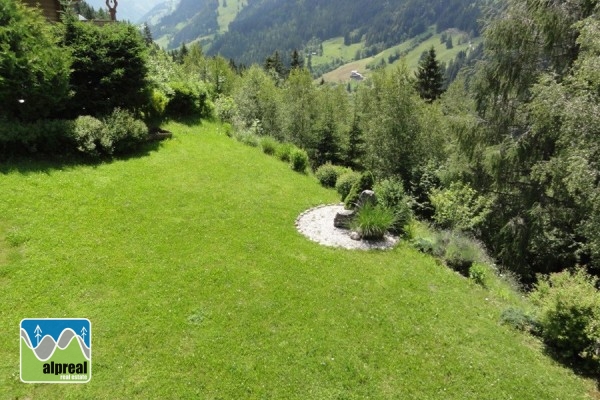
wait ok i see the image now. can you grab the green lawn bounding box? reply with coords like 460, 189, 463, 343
0, 122, 597, 399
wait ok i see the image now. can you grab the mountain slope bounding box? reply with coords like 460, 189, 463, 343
204, 0, 482, 65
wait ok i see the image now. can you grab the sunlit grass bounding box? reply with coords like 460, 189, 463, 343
0, 121, 596, 399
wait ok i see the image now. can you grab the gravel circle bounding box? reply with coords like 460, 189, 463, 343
295, 204, 399, 250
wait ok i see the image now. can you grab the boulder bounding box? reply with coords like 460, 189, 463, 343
334, 209, 355, 229
357, 190, 377, 209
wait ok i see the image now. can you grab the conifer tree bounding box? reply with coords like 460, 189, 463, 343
415, 47, 445, 102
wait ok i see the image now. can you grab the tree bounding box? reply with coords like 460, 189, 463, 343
264, 51, 286, 80
415, 47, 445, 102
60, 18, 150, 118
0, 0, 71, 121
290, 49, 303, 70
142, 23, 154, 46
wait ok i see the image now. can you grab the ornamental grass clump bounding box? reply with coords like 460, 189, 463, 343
351, 203, 396, 240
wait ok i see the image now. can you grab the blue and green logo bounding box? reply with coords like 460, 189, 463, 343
20, 318, 91, 383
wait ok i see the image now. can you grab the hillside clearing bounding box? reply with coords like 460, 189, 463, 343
0, 122, 597, 399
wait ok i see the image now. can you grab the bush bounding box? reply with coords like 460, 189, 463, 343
469, 263, 488, 287
315, 163, 349, 188
426, 230, 487, 276
276, 142, 295, 162
146, 89, 169, 123
62, 18, 149, 118
0, 0, 70, 121
430, 182, 493, 233
500, 308, 538, 332
0, 118, 73, 155
336, 171, 361, 201
236, 130, 260, 147
350, 204, 396, 240
260, 136, 279, 155
214, 95, 236, 123
72, 116, 105, 156
530, 268, 600, 370
290, 148, 309, 173
374, 178, 413, 235
102, 108, 148, 154
344, 171, 375, 209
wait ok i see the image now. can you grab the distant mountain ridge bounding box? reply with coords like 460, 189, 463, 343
149, 0, 483, 65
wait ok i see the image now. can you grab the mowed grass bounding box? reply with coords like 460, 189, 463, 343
0, 122, 597, 399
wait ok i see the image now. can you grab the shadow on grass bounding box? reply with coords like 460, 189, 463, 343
0, 140, 164, 176
541, 345, 600, 390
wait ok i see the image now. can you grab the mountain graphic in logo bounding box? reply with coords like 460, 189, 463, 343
20, 318, 91, 383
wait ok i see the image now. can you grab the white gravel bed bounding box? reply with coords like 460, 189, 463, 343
295, 204, 399, 250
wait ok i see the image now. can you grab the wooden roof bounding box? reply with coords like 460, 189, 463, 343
22, 0, 80, 22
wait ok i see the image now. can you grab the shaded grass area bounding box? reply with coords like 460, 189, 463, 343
0, 122, 597, 399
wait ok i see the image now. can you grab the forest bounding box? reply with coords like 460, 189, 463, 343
1, 0, 599, 376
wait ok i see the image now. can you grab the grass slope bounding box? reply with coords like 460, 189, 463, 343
0, 122, 597, 399
321, 28, 481, 83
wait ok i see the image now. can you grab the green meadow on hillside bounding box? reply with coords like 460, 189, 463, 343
0, 122, 597, 399
319, 27, 480, 83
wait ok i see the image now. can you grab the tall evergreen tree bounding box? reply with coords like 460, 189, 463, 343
415, 47, 445, 102
290, 49, 303, 70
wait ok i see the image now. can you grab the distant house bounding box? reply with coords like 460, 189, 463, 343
21, 0, 66, 22
350, 70, 364, 81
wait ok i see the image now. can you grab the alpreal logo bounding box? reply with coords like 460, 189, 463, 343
20, 318, 91, 383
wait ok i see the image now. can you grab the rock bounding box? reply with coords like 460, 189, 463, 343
350, 231, 362, 241
357, 190, 377, 209
334, 209, 355, 229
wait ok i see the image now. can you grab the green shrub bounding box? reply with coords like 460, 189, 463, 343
469, 263, 488, 287
374, 178, 413, 235
443, 233, 482, 275
236, 130, 260, 147
315, 163, 349, 188
214, 95, 236, 123
344, 171, 375, 209
260, 136, 279, 155
276, 142, 295, 162
336, 171, 361, 201
350, 204, 396, 240
146, 89, 169, 123
530, 269, 600, 370
0, 118, 73, 155
430, 182, 493, 233
165, 80, 211, 119
102, 108, 148, 154
62, 18, 150, 118
290, 148, 309, 173
72, 116, 105, 156
500, 308, 538, 332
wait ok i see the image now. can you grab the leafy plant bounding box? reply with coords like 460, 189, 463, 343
275, 142, 295, 162
102, 108, 149, 154
500, 308, 538, 333
374, 177, 413, 235
344, 171, 374, 209
350, 203, 396, 240
335, 170, 360, 201
530, 268, 600, 370
315, 163, 349, 188
260, 136, 279, 155
469, 263, 488, 287
290, 148, 309, 173
72, 115, 105, 156
430, 182, 493, 233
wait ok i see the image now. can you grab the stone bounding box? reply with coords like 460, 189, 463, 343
357, 190, 377, 209
350, 231, 362, 241
334, 209, 355, 229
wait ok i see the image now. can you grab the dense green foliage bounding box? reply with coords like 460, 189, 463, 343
60, 16, 150, 117
415, 46, 445, 102
374, 178, 413, 235
350, 203, 396, 240
0, 0, 70, 121
530, 269, 600, 373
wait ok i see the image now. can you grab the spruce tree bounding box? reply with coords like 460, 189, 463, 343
415, 47, 444, 102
